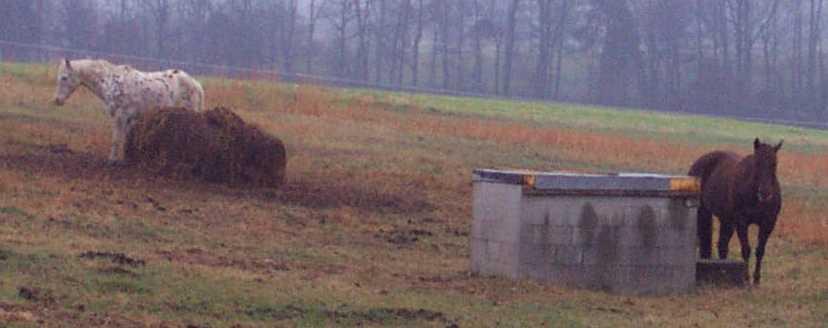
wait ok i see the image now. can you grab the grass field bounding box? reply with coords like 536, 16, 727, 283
0, 62, 826, 327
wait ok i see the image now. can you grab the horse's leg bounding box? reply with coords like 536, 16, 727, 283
717, 220, 735, 259
753, 222, 776, 285
109, 122, 120, 163
697, 206, 713, 259
735, 222, 752, 283
109, 113, 128, 164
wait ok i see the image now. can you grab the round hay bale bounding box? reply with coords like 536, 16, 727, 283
125, 106, 287, 187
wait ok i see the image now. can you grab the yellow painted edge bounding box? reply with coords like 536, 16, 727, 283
523, 174, 536, 189
670, 177, 700, 192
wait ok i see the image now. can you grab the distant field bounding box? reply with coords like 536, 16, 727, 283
0, 62, 826, 327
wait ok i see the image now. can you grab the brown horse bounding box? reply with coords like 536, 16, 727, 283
688, 138, 782, 285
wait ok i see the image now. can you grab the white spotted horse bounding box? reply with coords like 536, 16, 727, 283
53, 59, 204, 164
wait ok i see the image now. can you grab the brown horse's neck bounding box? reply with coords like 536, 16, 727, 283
736, 155, 760, 194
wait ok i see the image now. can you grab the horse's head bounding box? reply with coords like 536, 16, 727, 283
54, 59, 81, 106
753, 138, 783, 203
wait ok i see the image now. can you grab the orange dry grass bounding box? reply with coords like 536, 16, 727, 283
8, 67, 828, 246
284, 86, 707, 173
286, 85, 335, 117
203, 78, 292, 112
778, 151, 828, 186
777, 199, 828, 245
278, 85, 828, 245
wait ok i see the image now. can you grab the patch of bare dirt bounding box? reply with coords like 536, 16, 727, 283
390, 271, 487, 296
17, 286, 55, 305
271, 178, 434, 214
156, 248, 290, 274
330, 307, 455, 326
96, 266, 139, 277
377, 228, 434, 246
0, 143, 433, 214
0, 145, 152, 182
79, 251, 146, 267
244, 303, 459, 327
0, 302, 38, 324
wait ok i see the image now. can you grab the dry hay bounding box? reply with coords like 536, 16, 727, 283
125, 106, 286, 187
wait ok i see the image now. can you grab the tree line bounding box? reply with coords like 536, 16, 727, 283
1, 0, 826, 121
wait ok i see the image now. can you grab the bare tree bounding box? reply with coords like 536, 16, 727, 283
454, 0, 467, 91
410, 0, 426, 86
533, 0, 555, 98
491, 0, 504, 94
552, 0, 572, 99
592, 0, 643, 107
283, 0, 300, 74
502, 0, 521, 95
428, 7, 439, 87
1, 0, 43, 60
178, 0, 212, 63
638, 0, 692, 109
470, 0, 497, 93
794, 0, 804, 104
392, 0, 412, 86
438, 1, 452, 89
62, 0, 99, 52
807, 0, 824, 110
353, 0, 372, 81
374, 0, 387, 83
143, 0, 172, 60
330, 0, 354, 77
305, 0, 329, 74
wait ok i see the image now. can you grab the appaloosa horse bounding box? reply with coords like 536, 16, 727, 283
689, 138, 782, 285
53, 59, 204, 164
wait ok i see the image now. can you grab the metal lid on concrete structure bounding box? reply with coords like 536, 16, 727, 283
473, 169, 700, 197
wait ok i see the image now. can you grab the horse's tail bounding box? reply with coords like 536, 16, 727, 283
179, 71, 204, 112
688, 151, 731, 185
193, 81, 204, 112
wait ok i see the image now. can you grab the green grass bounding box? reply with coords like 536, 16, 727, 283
349, 88, 828, 152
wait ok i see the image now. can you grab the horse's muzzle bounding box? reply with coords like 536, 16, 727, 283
54, 98, 64, 106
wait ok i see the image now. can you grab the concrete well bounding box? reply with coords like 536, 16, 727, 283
471, 169, 700, 295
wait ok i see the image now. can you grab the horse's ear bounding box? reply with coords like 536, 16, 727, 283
754, 138, 760, 150
64, 59, 72, 70
774, 140, 784, 153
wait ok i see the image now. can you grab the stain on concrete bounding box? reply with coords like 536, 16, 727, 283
596, 226, 619, 292
668, 200, 690, 230
578, 203, 599, 246
540, 213, 550, 245
578, 203, 599, 228
638, 205, 658, 249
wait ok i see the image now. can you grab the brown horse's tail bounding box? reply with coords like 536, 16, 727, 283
688, 151, 731, 185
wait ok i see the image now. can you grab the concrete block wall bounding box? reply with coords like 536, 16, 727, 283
471, 171, 698, 295
471, 181, 523, 278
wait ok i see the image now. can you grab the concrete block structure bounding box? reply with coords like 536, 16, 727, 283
471, 169, 701, 295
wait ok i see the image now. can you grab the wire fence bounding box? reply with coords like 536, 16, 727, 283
0, 39, 497, 97
2, 39, 828, 131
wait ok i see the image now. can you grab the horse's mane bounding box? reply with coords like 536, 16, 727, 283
70, 59, 143, 83
68, 59, 114, 79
